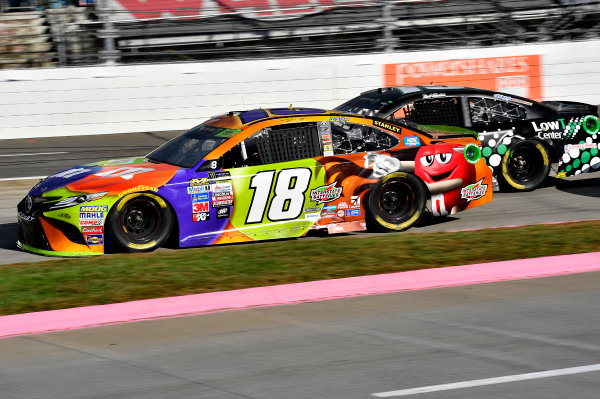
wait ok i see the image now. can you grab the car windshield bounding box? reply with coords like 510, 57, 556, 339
335, 96, 390, 116
147, 124, 239, 168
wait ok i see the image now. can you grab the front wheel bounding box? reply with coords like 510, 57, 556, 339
367, 172, 427, 232
500, 140, 550, 191
108, 193, 173, 252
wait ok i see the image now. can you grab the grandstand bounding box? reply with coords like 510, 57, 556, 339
0, 0, 599, 67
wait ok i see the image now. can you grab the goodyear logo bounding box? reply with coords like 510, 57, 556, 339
373, 120, 402, 133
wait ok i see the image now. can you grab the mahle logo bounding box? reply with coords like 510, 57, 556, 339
460, 179, 488, 202
310, 182, 343, 204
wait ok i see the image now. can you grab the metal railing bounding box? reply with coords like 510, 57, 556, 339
1, 0, 599, 68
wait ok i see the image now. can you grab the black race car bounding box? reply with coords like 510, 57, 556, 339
336, 86, 600, 191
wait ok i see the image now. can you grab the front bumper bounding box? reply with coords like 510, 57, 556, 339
17, 209, 103, 257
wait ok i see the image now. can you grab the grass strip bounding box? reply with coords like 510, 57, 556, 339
1, 220, 600, 316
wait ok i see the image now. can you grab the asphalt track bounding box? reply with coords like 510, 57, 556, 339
2, 271, 600, 399
1, 132, 600, 264
1, 133, 600, 398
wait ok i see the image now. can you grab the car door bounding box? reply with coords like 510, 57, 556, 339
218, 121, 329, 242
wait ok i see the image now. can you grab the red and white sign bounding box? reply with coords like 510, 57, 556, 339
111, 0, 440, 21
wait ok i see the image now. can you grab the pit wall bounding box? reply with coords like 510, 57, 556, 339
1, 40, 599, 140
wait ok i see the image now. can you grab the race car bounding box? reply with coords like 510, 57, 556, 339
336, 86, 600, 191
17, 108, 492, 256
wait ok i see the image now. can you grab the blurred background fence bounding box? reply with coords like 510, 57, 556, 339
1, 0, 599, 139
1, 0, 599, 68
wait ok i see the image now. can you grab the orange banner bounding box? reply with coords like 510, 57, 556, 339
383, 55, 542, 101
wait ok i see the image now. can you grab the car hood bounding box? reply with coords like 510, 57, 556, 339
30, 157, 180, 197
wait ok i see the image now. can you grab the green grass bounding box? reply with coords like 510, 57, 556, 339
2, 220, 600, 316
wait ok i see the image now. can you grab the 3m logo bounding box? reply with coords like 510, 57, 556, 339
193, 202, 209, 213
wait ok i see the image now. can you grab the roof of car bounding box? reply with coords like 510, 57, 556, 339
205, 107, 355, 129
360, 85, 493, 96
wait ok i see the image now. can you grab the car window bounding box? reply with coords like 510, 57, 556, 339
147, 124, 237, 168
468, 97, 527, 125
390, 97, 462, 126
330, 120, 399, 155
222, 123, 322, 168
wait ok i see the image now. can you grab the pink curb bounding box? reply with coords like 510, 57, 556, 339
1, 251, 599, 339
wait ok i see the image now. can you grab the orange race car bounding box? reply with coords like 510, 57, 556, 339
18, 108, 492, 256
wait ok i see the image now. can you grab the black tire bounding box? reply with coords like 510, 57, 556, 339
500, 140, 550, 191
367, 172, 427, 232
109, 193, 173, 253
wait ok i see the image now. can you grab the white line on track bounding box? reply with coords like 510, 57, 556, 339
0, 176, 47, 182
371, 364, 600, 397
0, 152, 67, 157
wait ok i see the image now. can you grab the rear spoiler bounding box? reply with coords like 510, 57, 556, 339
541, 100, 599, 115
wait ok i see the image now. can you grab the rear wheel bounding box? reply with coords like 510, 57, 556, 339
367, 172, 427, 232
109, 193, 173, 252
500, 140, 550, 191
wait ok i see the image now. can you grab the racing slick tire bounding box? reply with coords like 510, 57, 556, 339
500, 140, 550, 191
108, 192, 174, 253
367, 172, 427, 232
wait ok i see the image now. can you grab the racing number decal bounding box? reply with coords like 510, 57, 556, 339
246, 168, 312, 224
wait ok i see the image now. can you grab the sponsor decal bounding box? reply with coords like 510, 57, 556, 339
305, 212, 321, 221
216, 207, 231, 219
350, 195, 361, 208
212, 182, 233, 192
422, 93, 446, 99
189, 178, 208, 186
310, 182, 343, 204
192, 193, 210, 202
330, 116, 350, 123
345, 209, 361, 217
212, 193, 234, 201
493, 93, 532, 106
214, 129, 240, 138
323, 204, 337, 211
556, 171, 567, 178
79, 205, 107, 226
208, 171, 231, 182
86, 234, 104, 245
337, 201, 349, 209
119, 185, 158, 196
79, 219, 103, 226
304, 207, 322, 213
321, 211, 336, 217
94, 167, 153, 180
213, 200, 234, 207
323, 144, 333, 152
193, 212, 210, 222
187, 185, 210, 194
80, 205, 109, 212
564, 143, 597, 151
532, 116, 600, 139
373, 120, 402, 133
321, 133, 332, 145
82, 226, 103, 233
193, 202, 209, 213
54, 168, 91, 179
337, 210, 345, 218
460, 178, 488, 202
403, 136, 421, 147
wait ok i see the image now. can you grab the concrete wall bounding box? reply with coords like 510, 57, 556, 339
1, 40, 599, 140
